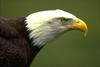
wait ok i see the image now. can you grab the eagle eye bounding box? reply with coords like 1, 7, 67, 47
60, 17, 72, 25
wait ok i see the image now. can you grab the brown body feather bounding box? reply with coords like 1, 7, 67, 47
0, 17, 41, 67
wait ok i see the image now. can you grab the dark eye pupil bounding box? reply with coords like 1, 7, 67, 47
61, 18, 71, 21
61, 18, 66, 21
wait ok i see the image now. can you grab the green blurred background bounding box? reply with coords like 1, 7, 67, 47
0, 0, 100, 67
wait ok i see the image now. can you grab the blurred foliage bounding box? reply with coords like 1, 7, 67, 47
0, 0, 100, 67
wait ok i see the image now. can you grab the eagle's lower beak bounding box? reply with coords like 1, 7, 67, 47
72, 18, 88, 32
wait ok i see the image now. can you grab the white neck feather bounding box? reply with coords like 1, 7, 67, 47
28, 21, 65, 47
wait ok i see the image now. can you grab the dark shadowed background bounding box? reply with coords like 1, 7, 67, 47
0, 0, 100, 67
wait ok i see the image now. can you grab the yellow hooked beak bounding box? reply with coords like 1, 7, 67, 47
71, 18, 88, 32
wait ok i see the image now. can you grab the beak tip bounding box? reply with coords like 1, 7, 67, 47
73, 18, 88, 33
82, 23, 88, 32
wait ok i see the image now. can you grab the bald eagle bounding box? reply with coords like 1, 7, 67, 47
0, 9, 88, 67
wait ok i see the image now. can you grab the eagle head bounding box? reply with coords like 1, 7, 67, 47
25, 9, 88, 47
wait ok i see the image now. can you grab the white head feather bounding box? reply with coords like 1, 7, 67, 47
25, 9, 77, 47
26, 9, 76, 30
